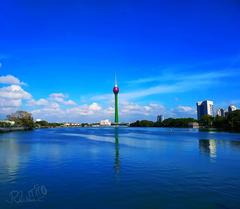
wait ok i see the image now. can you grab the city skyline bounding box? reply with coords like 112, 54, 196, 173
1, 1, 240, 122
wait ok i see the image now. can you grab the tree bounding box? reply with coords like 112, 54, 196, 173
227, 110, 240, 131
130, 118, 197, 128
162, 118, 197, 127
7, 111, 35, 129
0, 122, 11, 128
35, 120, 49, 127
130, 120, 154, 127
213, 116, 227, 129
200, 115, 214, 127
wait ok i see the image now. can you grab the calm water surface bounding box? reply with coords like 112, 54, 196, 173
0, 128, 240, 209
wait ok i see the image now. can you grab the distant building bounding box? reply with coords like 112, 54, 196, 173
196, 100, 214, 120
220, 108, 225, 117
216, 108, 225, 117
216, 109, 221, 117
64, 122, 81, 127
188, 122, 199, 128
228, 105, 237, 113
100, 119, 112, 126
157, 115, 164, 122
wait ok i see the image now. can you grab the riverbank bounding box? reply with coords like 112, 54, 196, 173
0, 127, 31, 133
1, 126, 240, 134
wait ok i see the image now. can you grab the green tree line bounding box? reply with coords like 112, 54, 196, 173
1, 111, 63, 130
200, 110, 240, 131
130, 110, 240, 131
6, 111, 35, 129
130, 118, 197, 128
35, 120, 64, 128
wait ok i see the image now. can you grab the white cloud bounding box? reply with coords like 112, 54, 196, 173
28, 93, 76, 107
49, 93, 65, 100
101, 101, 165, 121
0, 98, 22, 107
121, 102, 165, 116
31, 102, 103, 121
66, 103, 102, 116
0, 84, 31, 115
171, 105, 196, 118
89, 102, 102, 111
0, 75, 26, 85
28, 98, 49, 106
0, 85, 32, 100
0, 107, 19, 115
49, 93, 76, 105
104, 106, 114, 115
176, 105, 194, 112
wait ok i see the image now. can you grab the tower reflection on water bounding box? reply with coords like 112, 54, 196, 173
114, 128, 120, 174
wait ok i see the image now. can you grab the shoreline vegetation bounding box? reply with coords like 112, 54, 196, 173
130, 110, 240, 132
0, 127, 31, 133
1, 110, 240, 133
0, 111, 35, 133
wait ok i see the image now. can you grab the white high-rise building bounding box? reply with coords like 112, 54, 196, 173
216, 108, 225, 117
228, 105, 237, 113
196, 100, 214, 120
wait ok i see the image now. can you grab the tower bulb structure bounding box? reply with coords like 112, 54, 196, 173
113, 75, 119, 125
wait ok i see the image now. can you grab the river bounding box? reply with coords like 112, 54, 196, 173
0, 127, 240, 209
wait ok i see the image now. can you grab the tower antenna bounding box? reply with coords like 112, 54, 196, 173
115, 73, 118, 86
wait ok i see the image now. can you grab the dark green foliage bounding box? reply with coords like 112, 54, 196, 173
7, 111, 35, 129
0, 122, 12, 128
200, 115, 214, 127
36, 120, 49, 127
49, 123, 64, 127
35, 120, 63, 128
211, 110, 240, 131
226, 110, 240, 131
130, 110, 240, 132
130, 120, 155, 127
212, 116, 227, 129
130, 118, 196, 128
161, 118, 197, 127
81, 123, 90, 127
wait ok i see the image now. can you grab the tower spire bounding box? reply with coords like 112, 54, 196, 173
115, 73, 118, 87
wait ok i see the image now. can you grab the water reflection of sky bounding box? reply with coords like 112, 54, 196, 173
0, 138, 30, 183
1, 128, 240, 180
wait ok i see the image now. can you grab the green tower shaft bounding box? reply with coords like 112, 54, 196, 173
115, 93, 119, 124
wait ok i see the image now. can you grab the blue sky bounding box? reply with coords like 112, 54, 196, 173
0, 0, 240, 122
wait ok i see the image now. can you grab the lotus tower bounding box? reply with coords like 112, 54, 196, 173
113, 76, 119, 125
